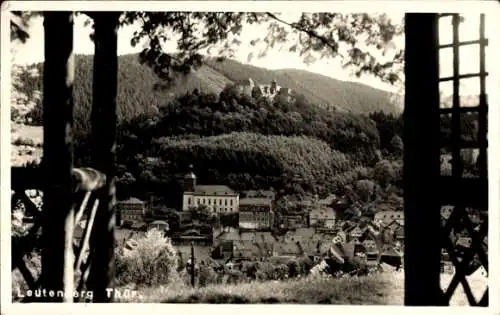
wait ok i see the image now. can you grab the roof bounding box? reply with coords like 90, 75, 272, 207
329, 245, 345, 264
118, 197, 145, 204
318, 194, 337, 205
243, 190, 275, 199
291, 228, 316, 239
190, 185, 237, 196
381, 247, 403, 257
150, 220, 168, 225
309, 207, 336, 219
239, 198, 272, 206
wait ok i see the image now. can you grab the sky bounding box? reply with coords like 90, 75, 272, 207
9, 11, 493, 95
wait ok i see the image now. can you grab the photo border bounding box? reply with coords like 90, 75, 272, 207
1, 1, 499, 314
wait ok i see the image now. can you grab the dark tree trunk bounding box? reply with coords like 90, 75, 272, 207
41, 11, 75, 302
403, 13, 444, 306
86, 12, 121, 302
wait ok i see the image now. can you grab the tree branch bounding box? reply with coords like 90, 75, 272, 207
265, 12, 345, 59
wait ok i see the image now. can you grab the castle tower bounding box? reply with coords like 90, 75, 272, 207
183, 164, 197, 191
270, 79, 277, 94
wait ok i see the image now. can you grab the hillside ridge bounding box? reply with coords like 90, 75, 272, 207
14, 53, 403, 125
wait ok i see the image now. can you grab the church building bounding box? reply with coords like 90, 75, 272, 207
182, 166, 240, 213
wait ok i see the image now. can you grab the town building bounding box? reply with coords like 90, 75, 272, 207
309, 207, 336, 229
280, 212, 308, 229
374, 210, 404, 226
182, 167, 239, 213
116, 197, 146, 226
346, 226, 364, 240
147, 220, 169, 232
238, 197, 273, 230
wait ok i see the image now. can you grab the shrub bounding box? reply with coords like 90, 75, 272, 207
115, 229, 179, 287
12, 137, 36, 147
198, 264, 219, 287
286, 259, 301, 278
224, 269, 246, 285
255, 262, 276, 281
273, 264, 289, 280
12, 251, 42, 300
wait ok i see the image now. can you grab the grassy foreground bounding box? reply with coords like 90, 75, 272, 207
116, 272, 405, 304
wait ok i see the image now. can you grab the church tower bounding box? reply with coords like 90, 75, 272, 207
183, 164, 197, 192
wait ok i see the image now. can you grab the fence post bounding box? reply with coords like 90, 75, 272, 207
404, 13, 444, 306
86, 12, 121, 302
191, 241, 196, 287
41, 11, 75, 303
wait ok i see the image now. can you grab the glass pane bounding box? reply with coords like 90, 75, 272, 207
439, 15, 453, 46
458, 14, 482, 43
459, 44, 481, 75
439, 47, 453, 78
440, 81, 454, 108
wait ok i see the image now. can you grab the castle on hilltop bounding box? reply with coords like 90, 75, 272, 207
230, 78, 294, 103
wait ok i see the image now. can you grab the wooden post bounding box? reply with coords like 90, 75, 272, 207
86, 12, 121, 302
41, 11, 75, 303
191, 242, 196, 287
404, 13, 444, 305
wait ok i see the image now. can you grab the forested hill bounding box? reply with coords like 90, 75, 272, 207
17, 54, 402, 128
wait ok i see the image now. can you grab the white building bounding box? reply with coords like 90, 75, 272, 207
182, 168, 239, 213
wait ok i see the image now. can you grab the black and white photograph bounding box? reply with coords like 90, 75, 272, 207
1, 0, 499, 312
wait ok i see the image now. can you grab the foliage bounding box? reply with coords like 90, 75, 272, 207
115, 229, 180, 287
368, 111, 403, 156
12, 250, 42, 300
219, 212, 239, 228
13, 11, 405, 85
114, 12, 404, 86
150, 132, 352, 196
197, 264, 219, 287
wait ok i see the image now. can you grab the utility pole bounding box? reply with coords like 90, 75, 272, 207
190, 241, 195, 287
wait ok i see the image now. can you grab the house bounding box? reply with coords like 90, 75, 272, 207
441, 205, 454, 220
332, 235, 343, 244
318, 194, 337, 206
309, 207, 336, 229
116, 197, 146, 226
335, 231, 347, 244
280, 212, 308, 229
456, 236, 472, 248
380, 247, 403, 268
147, 220, 169, 232
374, 210, 404, 226
238, 198, 273, 230
394, 225, 404, 242
379, 220, 403, 245
171, 228, 213, 246
347, 226, 363, 240
182, 167, 239, 213
232, 240, 257, 259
